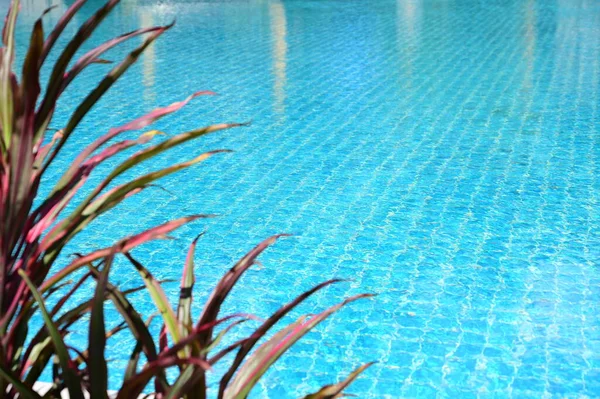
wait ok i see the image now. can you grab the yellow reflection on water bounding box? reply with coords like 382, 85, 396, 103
269, 1, 287, 116
399, 0, 421, 40
523, 0, 536, 90
140, 7, 156, 104
396, 0, 421, 86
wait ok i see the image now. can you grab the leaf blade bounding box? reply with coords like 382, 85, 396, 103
124, 253, 183, 349
89, 255, 113, 399
17, 270, 85, 399
178, 234, 202, 335
0, 363, 41, 399
218, 279, 343, 396
41, 214, 210, 293
0, 0, 19, 149
301, 362, 375, 399
225, 294, 374, 399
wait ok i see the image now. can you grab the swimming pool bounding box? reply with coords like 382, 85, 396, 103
4, 0, 600, 397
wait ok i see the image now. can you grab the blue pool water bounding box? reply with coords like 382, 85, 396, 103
3, 0, 600, 397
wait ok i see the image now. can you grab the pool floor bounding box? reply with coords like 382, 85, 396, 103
4, 0, 600, 397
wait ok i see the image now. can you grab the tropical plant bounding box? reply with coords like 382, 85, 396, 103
0, 0, 375, 397
76, 237, 372, 399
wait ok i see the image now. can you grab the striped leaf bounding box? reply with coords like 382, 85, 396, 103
224, 294, 374, 399
41, 215, 210, 293
300, 363, 375, 399
89, 254, 113, 399
178, 234, 202, 335
0, 0, 18, 150
218, 279, 343, 396
124, 253, 183, 348
0, 363, 41, 399
18, 270, 84, 399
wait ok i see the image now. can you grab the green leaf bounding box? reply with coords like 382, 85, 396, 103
39, 22, 172, 176
40, 0, 86, 63
124, 313, 159, 381
35, 0, 127, 139
117, 357, 209, 399
18, 270, 85, 399
84, 150, 231, 219
22, 280, 149, 387
75, 322, 126, 367
23, 336, 52, 377
164, 366, 195, 399
0, 0, 19, 151
97, 123, 243, 188
218, 279, 343, 396
89, 254, 113, 399
41, 215, 208, 294
0, 363, 41, 399
197, 235, 289, 346
178, 234, 202, 335
192, 234, 288, 397
300, 363, 375, 399
106, 279, 171, 392
224, 294, 374, 399
124, 253, 183, 349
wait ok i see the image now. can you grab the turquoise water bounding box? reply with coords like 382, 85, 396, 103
3, 0, 600, 397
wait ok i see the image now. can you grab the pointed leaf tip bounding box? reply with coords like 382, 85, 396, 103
41, 5, 58, 17
193, 90, 217, 97
193, 231, 206, 243
301, 362, 376, 399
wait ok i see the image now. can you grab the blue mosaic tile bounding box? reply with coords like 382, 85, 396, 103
2, 0, 600, 397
